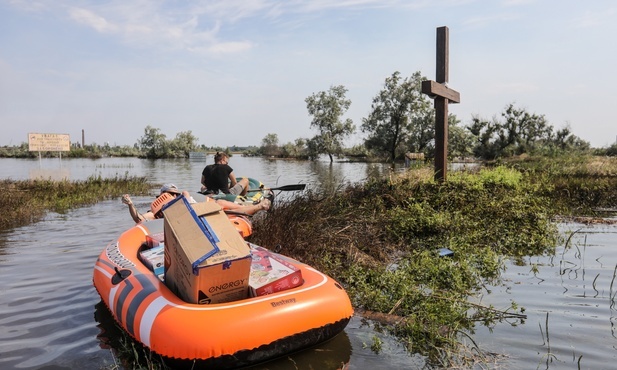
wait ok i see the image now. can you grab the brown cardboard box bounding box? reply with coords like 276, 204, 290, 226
249, 245, 303, 297
163, 197, 251, 304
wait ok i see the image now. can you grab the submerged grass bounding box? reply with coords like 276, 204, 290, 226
499, 154, 617, 216
249, 155, 617, 366
0, 175, 152, 230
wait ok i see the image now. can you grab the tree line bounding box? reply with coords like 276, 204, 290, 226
259, 71, 593, 162
1, 70, 614, 161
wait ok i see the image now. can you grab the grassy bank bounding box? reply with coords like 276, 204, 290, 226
249, 155, 617, 366
0, 175, 152, 230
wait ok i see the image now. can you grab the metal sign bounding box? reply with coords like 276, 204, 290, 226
28, 133, 71, 152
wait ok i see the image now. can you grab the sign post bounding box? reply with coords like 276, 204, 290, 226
28, 133, 71, 163
28, 133, 71, 152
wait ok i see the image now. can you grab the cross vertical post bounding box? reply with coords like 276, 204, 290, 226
422, 26, 460, 182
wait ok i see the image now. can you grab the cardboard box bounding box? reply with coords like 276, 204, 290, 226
249, 245, 303, 297
163, 196, 251, 304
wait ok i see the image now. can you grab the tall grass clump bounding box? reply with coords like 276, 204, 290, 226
0, 175, 152, 230
249, 164, 559, 365
498, 155, 617, 215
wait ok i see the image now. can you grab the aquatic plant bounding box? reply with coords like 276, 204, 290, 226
499, 154, 617, 216
0, 175, 152, 230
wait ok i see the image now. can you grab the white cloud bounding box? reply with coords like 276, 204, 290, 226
191, 0, 273, 22
69, 8, 119, 33
6, 0, 451, 55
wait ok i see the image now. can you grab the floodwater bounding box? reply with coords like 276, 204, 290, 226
0, 157, 616, 369
471, 223, 617, 369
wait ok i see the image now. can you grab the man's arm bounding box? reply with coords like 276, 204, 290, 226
129, 204, 145, 223
123, 194, 144, 223
228, 172, 238, 188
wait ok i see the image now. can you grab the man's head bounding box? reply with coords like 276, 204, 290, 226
214, 152, 229, 164
160, 183, 181, 195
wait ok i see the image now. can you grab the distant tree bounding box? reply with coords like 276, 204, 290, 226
469, 104, 589, 159
138, 126, 168, 159
605, 143, 617, 156
342, 144, 370, 158
306, 137, 321, 160
400, 108, 474, 161
448, 116, 476, 160
280, 138, 308, 159
260, 133, 281, 157
403, 106, 436, 157
545, 125, 590, 154
211, 146, 226, 154
0, 142, 34, 158
361, 71, 430, 162
305, 85, 355, 162
85, 143, 103, 156
105, 144, 141, 157
170, 131, 199, 157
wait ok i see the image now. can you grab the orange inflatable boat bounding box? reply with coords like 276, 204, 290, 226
92, 218, 353, 368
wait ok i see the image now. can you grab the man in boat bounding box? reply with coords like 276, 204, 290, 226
122, 183, 270, 223
200, 152, 249, 196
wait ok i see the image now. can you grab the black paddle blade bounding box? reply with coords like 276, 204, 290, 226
271, 184, 306, 191
247, 184, 306, 192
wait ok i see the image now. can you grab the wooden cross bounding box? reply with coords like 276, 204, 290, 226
421, 26, 460, 182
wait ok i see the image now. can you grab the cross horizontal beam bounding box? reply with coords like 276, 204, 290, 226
421, 80, 460, 103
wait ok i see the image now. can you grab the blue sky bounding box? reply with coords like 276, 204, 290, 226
1, 0, 615, 148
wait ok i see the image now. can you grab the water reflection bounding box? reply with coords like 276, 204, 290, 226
29, 168, 71, 180
249, 331, 352, 370
470, 222, 617, 369
309, 161, 351, 194
0, 157, 394, 190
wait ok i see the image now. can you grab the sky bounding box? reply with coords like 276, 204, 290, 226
1, 0, 616, 149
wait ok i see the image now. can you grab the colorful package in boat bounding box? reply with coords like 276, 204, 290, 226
145, 232, 164, 248
249, 244, 303, 297
162, 196, 251, 304
139, 244, 165, 279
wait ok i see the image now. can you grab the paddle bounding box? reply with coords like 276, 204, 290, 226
247, 184, 306, 193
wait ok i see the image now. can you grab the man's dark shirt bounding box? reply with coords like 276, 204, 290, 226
202, 164, 233, 194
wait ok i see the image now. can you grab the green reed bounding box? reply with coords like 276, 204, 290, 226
0, 175, 152, 230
